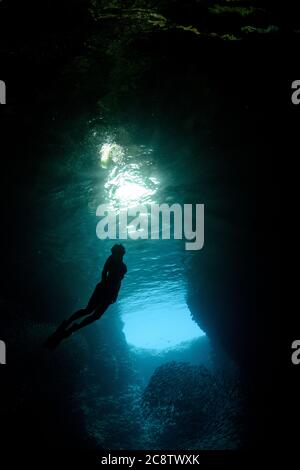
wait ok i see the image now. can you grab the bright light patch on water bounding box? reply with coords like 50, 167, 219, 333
120, 290, 204, 351
99, 141, 159, 209
115, 182, 149, 202
114, 178, 156, 206
99, 143, 124, 168
104, 166, 158, 208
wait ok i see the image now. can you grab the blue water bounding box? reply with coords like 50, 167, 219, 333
34, 124, 205, 354
120, 273, 204, 350
97, 135, 205, 350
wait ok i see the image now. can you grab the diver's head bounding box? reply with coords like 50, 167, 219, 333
111, 243, 126, 258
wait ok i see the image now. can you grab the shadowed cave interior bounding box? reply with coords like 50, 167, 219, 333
0, 0, 283, 452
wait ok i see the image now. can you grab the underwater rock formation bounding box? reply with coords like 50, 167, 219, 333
142, 361, 244, 449
89, 0, 282, 41
0, 300, 139, 450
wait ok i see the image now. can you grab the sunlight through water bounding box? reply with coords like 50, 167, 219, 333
96, 138, 205, 351
99, 142, 159, 209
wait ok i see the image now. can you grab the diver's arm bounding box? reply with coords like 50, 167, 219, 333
101, 256, 111, 282
122, 263, 127, 278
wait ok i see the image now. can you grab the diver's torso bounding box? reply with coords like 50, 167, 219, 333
107, 257, 127, 283
105, 256, 127, 301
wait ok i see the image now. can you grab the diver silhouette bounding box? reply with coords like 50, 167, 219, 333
44, 244, 127, 350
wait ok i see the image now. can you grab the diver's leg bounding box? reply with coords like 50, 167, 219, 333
64, 308, 90, 326
67, 312, 100, 334
65, 283, 102, 326
66, 302, 110, 335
